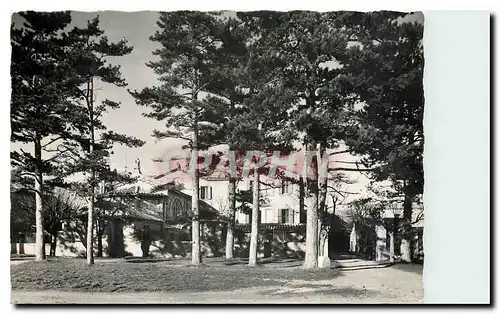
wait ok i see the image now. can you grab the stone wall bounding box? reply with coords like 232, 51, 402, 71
121, 221, 226, 259
12, 222, 356, 261
120, 224, 308, 259
233, 229, 306, 259
11, 232, 88, 258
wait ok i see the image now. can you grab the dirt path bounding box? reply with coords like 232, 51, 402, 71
11, 266, 423, 304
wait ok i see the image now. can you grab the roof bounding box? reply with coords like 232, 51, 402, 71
126, 201, 164, 223
103, 192, 167, 199
112, 175, 170, 196
234, 223, 306, 232
101, 187, 220, 223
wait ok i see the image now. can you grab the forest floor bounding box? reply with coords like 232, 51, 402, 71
11, 257, 423, 304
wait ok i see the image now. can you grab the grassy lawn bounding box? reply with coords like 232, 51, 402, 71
11, 258, 341, 293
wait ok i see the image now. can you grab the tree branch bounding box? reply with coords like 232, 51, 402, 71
42, 136, 64, 148
327, 186, 359, 195
329, 167, 373, 172
329, 150, 350, 156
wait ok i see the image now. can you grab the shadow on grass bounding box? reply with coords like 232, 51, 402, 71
223, 257, 302, 267
11, 258, 343, 293
10, 254, 35, 261
124, 257, 171, 263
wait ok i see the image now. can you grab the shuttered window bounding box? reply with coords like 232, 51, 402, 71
281, 180, 290, 194
199, 186, 212, 200
278, 208, 294, 224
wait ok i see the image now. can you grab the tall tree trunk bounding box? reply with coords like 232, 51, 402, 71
248, 170, 260, 266
50, 233, 57, 257
96, 218, 103, 258
141, 227, 151, 258
317, 144, 329, 258
34, 137, 46, 261
304, 146, 319, 269
304, 184, 319, 268
11, 234, 17, 255
299, 177, 305, 223
141, 241, 151, 258
225, 178, 236, 260
191, 119, 201, 265
107, 218, 115, 257
86, 171, 95, 263
87, 78, 95, 266
87, 190, 95, 264
400, 192, 413, 262
318, 217, 323, 255
317, 144, 329, 213
389, 231, 395, 263
42, 235, 46, 258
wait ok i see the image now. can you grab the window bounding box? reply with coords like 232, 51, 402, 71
262, 208, 273, 223
281, 180, 290, 194
170, 198, 183, 219
199, 186, 213, 200
278, 208, 294, 224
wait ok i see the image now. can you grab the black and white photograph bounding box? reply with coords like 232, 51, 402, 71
10, 10, 427, 304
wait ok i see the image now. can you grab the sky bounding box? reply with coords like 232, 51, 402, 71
69, 11, 169, 175
11, 11, 173, 176
11, 11, 423, 197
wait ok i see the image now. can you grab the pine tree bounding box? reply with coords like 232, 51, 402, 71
130, 11, 230, 265
64, 16, 144, 265
254, 11, 352, 268
10, 11, 77, 261
221, 12, 297, 266
199, 16, 249, 260
340, 12, 424, 262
